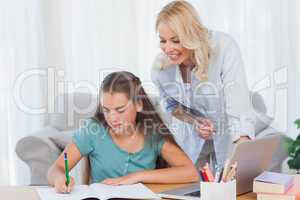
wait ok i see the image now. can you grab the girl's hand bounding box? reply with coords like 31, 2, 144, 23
194, 118, 214, 140
54, 174, 75, 193
101, 173, 141, 186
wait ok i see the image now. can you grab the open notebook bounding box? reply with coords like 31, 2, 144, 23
36, 183, 159, 200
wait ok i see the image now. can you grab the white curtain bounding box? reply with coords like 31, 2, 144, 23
287, 0, 300, 139
0, 0, 51, 185
0, 0, 299, 185
191, 0, 299, 137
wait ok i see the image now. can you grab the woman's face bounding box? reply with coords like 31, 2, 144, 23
101, 92, 142, 134
158, 22, 191, 65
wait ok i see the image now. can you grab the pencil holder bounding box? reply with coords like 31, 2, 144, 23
200, 180, 236, 200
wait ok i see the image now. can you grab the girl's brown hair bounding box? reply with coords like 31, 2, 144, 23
93, 71, 170, 135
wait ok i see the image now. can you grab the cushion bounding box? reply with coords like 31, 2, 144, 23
250, 91, 274, 135
253, 111, 274, 135
49, 129, 76, 150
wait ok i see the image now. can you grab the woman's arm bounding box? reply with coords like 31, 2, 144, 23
47, 142, 82, 193
221, 37, 255, 142
102, 139, 199, 185
151, 56, 214, 140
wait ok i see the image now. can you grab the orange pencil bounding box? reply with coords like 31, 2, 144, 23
203, 163, 215, 182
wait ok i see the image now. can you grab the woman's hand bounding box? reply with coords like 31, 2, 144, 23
54, 174, 75, 193
101, 173, 141, 186
194, 118, 214, 140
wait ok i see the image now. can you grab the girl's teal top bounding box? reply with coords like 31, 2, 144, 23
72, 119, 166, 183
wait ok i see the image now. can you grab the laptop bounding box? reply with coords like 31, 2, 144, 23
158, 135, 280, 199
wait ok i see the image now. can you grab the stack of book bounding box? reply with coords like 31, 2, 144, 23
253, 171, 300, 200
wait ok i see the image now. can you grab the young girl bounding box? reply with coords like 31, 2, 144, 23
47, 71, 199, 193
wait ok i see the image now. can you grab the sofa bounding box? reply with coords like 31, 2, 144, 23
15, 92, 287, 185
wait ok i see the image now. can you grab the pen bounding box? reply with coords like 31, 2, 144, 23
214, 167, 223, 182
218, 169, 224, 182
221, 159, 230, 181
200, 169, 209, 182
224, 162, 237, 182
64, 152, 70, 186
199, 170, 206, 181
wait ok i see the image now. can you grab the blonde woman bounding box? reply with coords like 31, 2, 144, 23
151, 0, 254, 169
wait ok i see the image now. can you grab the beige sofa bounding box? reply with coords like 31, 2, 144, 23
15, 92, 287, 185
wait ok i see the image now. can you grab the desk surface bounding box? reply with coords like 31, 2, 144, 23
147, 183, 256, 200
0, 184, 256, 200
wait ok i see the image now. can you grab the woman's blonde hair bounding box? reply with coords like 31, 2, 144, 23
156, 0, 211, 80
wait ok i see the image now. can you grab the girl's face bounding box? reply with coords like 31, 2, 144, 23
101, 92, 142, 134
158, 22, 192, 65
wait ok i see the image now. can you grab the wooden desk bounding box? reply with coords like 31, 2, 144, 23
0, 184, 256, 200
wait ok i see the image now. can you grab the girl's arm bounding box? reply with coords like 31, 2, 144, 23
102, 139, 199, 185
136, 138, 199, 183
47, 142, 82, 192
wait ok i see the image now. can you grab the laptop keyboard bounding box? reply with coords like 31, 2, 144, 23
184, 190, 201, 197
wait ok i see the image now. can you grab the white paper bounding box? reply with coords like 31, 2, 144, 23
90, 183, 159, 199
36, 185, 94, 200
36, 183, 159, 200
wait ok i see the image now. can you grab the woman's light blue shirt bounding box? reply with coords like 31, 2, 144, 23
151, 31, 255, 165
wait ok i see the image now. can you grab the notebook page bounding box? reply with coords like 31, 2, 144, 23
36, 185, 96, 200
90, 183, 159, 199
